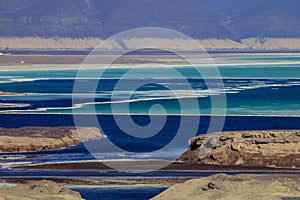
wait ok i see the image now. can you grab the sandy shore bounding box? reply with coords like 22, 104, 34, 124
0, 54, 177, 67
1, 53, 300, 71
0, 177, 189, 188
0, 180, 83, 200
0, 173, 299, 199
0, 126, 104, 153
152, 174, 300, 200
13, 161, 300, 172
2, 128, 300, 198
0, 91, 28, 108
0, 91, 26, 96
0, 103, 30, 108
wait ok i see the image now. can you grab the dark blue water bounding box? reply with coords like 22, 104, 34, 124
72, 187, 167, 200
0, 114, 299, 157
0, 66, 299, 115
1, 169, 299, 178
1, 168, 299, 200
0, 64, 299, 199
0, 114, 299, 199
0, 77, 298, 116
0, 114, 299, 130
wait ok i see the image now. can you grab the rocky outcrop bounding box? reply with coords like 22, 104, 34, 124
152, 174, 300, 200
0, 180, 83, 200
0, 126, 104, 153
178, 130, 300, 168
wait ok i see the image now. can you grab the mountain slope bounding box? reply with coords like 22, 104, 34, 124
0, 0, 299, 39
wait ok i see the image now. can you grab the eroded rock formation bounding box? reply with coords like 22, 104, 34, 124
0, 126, 104, 153
178, 130, 300, 167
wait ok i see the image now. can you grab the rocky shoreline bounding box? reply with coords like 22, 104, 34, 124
178, 130, 300, 168
0, 126, 104, 153
1, 174, 299, 200
0, 180, 83, 200
0, 129, 300, 199
148, 130, 300, 199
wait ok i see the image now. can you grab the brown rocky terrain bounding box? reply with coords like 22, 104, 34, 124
0, 180, 83, 200
152, 174, 300, 200
0, 126, 104, 153
1, 1, 300, 40
178, 130, 300, 168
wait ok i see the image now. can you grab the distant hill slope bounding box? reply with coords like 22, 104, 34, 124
0, 0, 300, 39
2, 37, 300, 50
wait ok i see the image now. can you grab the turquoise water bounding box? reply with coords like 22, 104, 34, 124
1, 64, 300, 79
0, 62, 299, 116
0, 56, 300, 200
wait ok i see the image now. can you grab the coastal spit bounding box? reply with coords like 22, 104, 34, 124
0, 126, 104, 153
